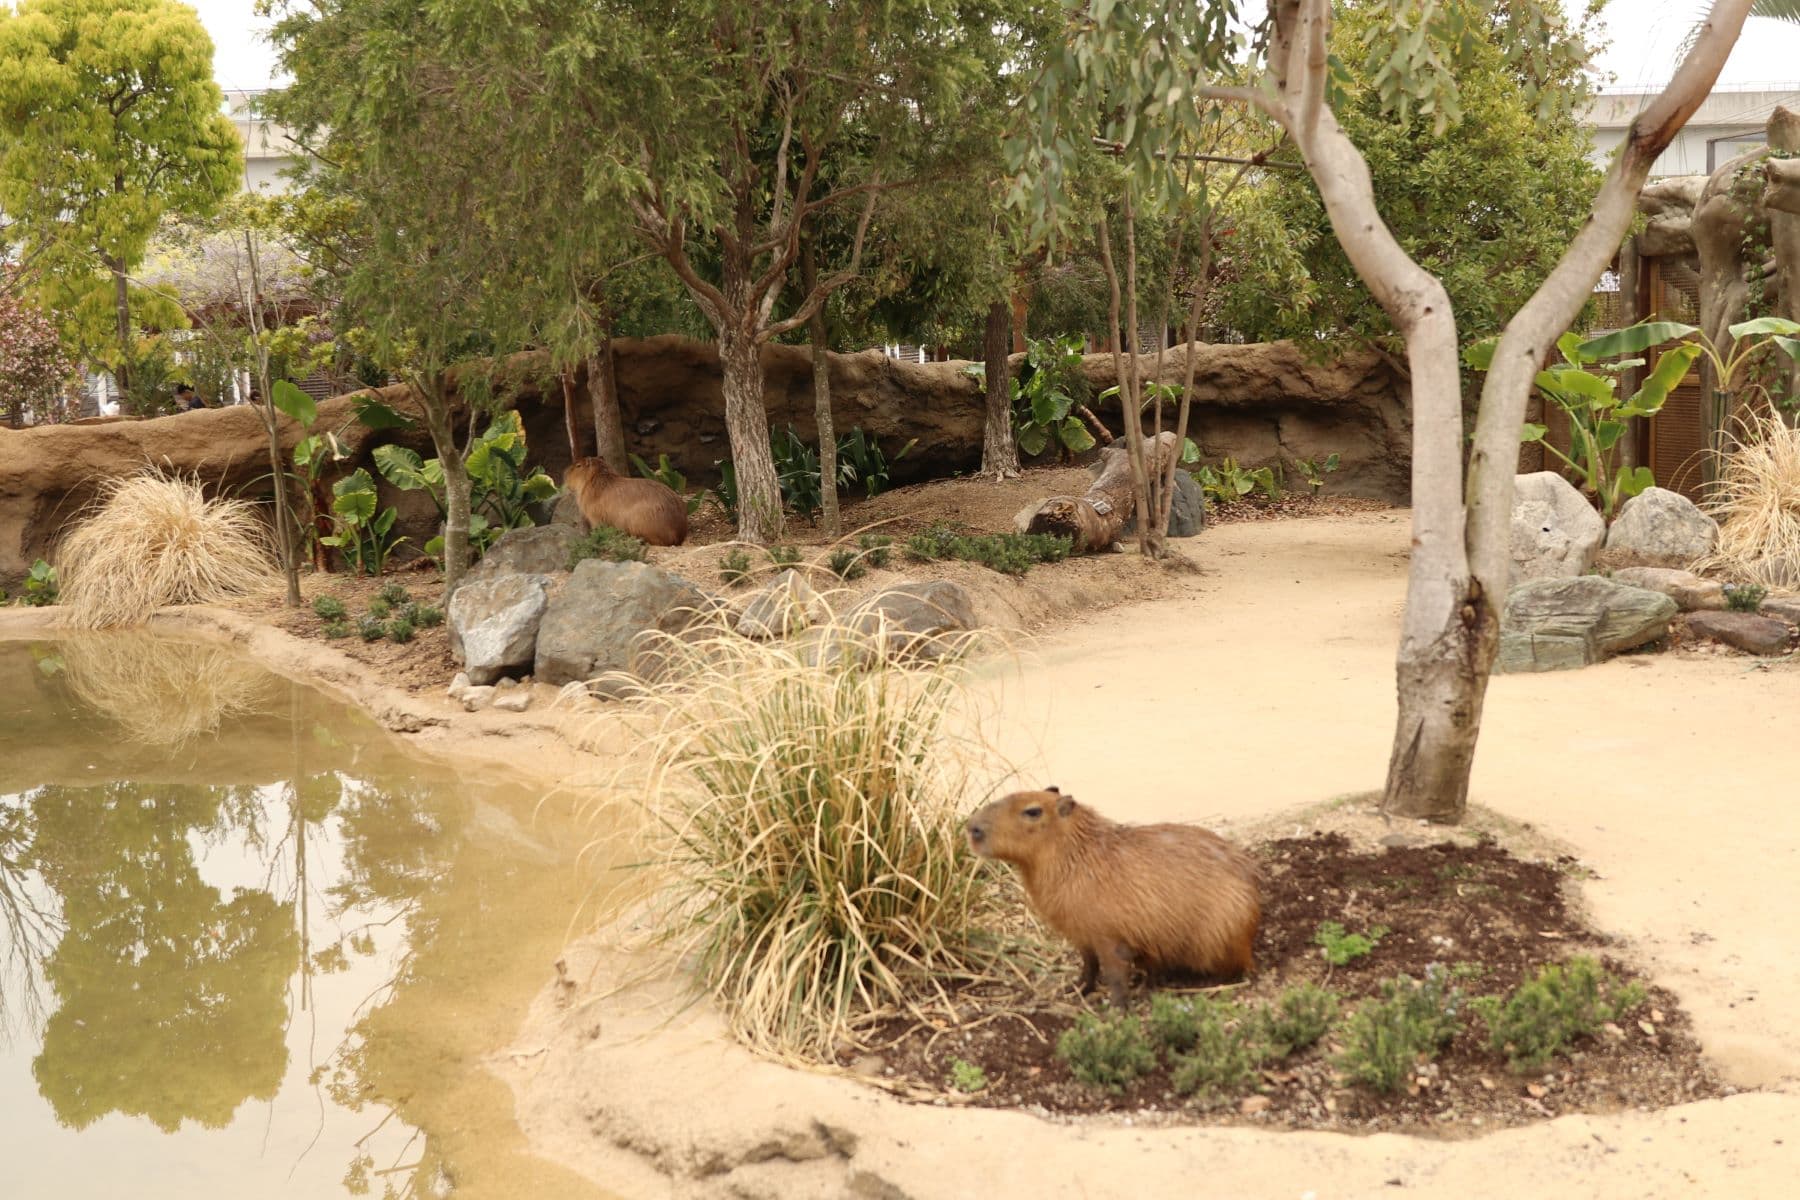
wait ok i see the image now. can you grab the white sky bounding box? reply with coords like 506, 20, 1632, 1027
193, 0, 1800, 93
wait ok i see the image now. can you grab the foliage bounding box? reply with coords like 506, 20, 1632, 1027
835, 428, 915, 499
1314, 920, 1390, 967
367, 596, 391, 620
321, 619, 350, 640
55, 472, 276, 628
311, 595, 347, 622
1295, 454, 1342, 495
1472, 956, 1645, 1073
405, 603, 444, 629
569, 526, 648, 567
0, 284, 75, 425
771, 426, 826, 519
1256, 983, 1341, 1057
375, 410, 558, 561
386, 617, 416, 644
1335, 966, 1468, 1092
378, 582, 411, 607
1725, 582, 1770, 613
742, 425, 915, 521
719, 548, 753, 587
1698, 411, 1800, 588
22, 558, 58, 606
711, 461, 740, 525
1011, 335, 1098, 459
767, 545, 803, 571
903, 524, 1072, 576
631, 453, 704, 516
356, 615, 385, 642
1056, 1011, 1156, 1093
320, 469, 406, 577
948, 1059, 989, 1093
858, 534, 894, 570
1167, 1001, 1265, 1100
827, 547, 867, 581
1197, 458, 1284, 506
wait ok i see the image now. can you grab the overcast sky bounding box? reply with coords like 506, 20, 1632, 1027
194, 0, 1800, 94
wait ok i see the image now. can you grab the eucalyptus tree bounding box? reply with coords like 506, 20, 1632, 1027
1014, 0, 1753, 821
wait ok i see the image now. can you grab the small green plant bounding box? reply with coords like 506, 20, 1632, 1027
1724, 581, 1769, 613
1056, 1010, 1156, 1094
1472, 956, 1647, 1072
1335, 966, 1468, 1093
771, 425, 825, 518
321, 619, 350, 640
835, 428, 914, 498
1197, 458, 1283, 506
948, 1058, 988, 1093
378, 582, 412, 606
767, 544, 802, 570
1294, 453, 1342, 494
1147, 993, 1209, 1054
827, 547, 867, 581
1008, 334, 1098, 459
312, 594, 348, 621
405, 602, 444, 628
710, 459, 739, 523
903, 524, 1072, 576
375, 409, 559, 559
858, 534, 893, 569
22, 559, 58, 606
368, 596, 392, 620
1313, 920, 1389, 967
719, 548, 753, 587
1256, 983, 1341, 1056
386, 617, 416, 644
321, 468, 407, 575
569, 525, 648, 566
631, 452, 705, 515
356, 614, 386, 642
1167, 1000, 1266, 1100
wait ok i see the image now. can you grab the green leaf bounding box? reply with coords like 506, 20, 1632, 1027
1537, 367, 1613, 409
354, 395, 413, 430
1618, 465, 1656, 497
1626, 344, 1701, 415
331, 469, 377, 523
1728, 316, 1800, 340
1555, 331, 1584, 365
1323, 453, 1340, 470
1770, 336, 1800, 364
272, 380, 317, 427
373, 444, 429, 490
1030, 390, 1061, 428
371, 507, 397, 537
1017, 425, 1050, 457
465, 439, 498, 486
1594, 420, 1627, 452
1520, 422, 1549, 443
1575, 321, 1700, 360
294, 434, 324, 470
521, 472, 559, 503
1180, 438, 1201, 464
1462, 338, 1498, 370
1058, 417, 1097, 453
424, 534, 445, 557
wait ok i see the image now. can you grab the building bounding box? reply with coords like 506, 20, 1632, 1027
1585, 83, 1800, 177
223, 88, 301, 193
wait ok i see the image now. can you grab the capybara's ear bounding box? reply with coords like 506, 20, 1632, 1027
1045, 785, 1060, 794
1055, 793, 1075, 817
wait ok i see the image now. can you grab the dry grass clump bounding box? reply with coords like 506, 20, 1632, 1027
1700, 411, 1800, 588
60, 633, 275, 747
57, 470, 278, 628
590, 606, 1022, 1059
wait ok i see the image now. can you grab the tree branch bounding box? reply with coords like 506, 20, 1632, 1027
758, 183, 879, 343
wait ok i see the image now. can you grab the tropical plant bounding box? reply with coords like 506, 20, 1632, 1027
1294, 453, 1342, 494
21, 558, 58, 606
770, 426, 825, 518
375, 409, 558, 560
1012, 334, 1097, 459
320, 469, 406, 576
834, 427, 915, 499
631, 453, 704, 515
1196, 457, 1283, 505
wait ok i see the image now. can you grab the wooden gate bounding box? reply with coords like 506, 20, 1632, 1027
1640, 258, 1708, 499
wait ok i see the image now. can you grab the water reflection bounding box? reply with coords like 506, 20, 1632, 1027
0, 637, 601, 1199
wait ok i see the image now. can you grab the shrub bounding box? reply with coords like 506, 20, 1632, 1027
56, 471, 277, 629
378, 582, 412, 606
569, 524, 648, 567
858, 534, 893, 569
1147, 992, 1209, 1054
719, 548, 753, 587
602, 608, 1002, 1058
21, 558, 58, 606
312, 595, 348, 621
356, 615, 386, 642
405, 602, 444, 628
948, 1059, 988, 1093
903, 524, 1072, 576
321, 619, 350, 640
1335, 966, 1467, 1092
1724, 582, 1769, 613
367, 596, 392, 619
1473, 956, 1646, 1072
1167, 1001, 1265, 1099
766, 544, 802, 570
387, 617, 416, 644
827, 547, 867, 581
1056, 1011, 1156, 1093
1314, 920, 1388, 966
1698, 410, 1800, 588
1257, 983, 1341, 1056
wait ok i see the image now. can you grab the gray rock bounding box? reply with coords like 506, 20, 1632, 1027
1686, 610, 1796, 656
447, 671, 471, 700
736, 569, 826, 639
1496, 576, 1677, 673
1117, 469, 1206, 539
1510, 472, 1605, 587
490, 688, 533, 712
844, 580, 978, 662
1609, 566, 1726, 612
1605, 487, 1719, 567
460, 685, 496, 712
550, 488, 584, 528
534, 559, 710, 688
1761, 595, 1800, 624
447, 573, 551, 685
463, 524, 580, 587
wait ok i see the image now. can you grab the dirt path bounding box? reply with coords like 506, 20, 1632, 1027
503, 510, 1800, 1199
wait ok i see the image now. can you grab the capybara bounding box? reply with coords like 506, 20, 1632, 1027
966, 787, 1260, 1005
563, 456, 689, 546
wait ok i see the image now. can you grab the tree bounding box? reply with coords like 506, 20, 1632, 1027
1015, 0, 1752, 821
0, 282, 75, 427
0, 0, 241, 404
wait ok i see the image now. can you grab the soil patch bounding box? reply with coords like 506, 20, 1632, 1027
851, 833, 1722, 1135
240, 563, 457, 694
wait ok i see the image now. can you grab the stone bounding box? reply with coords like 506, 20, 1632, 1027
1686, 611, 1796, 656
1509, 472, 1605, 587
1761, 595, 1800, 624
1496, 576, 1677, 673
462, 524, 580, 587
447, 671, 471, 700
534, 559, 710, 688
1115, 469, 1206, 539
844, 580, 978, 662
447, 573, 551, 685
736, 570, 826, 639
490, 688, 533, 712
460, 685, 496, 712
1605, 487, 1720, 568
1609, 567, 1726, 612
550, 488, 584, 528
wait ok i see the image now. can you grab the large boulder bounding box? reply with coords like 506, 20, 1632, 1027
1609, 566, 1726, 612
1510, 472, 1605, 587
846, 580, 978, 661
448, 572, 552, 685
1604, 487, 1719, 568
534, 559, 710, 689
736, 569, 827, 639
463, 524, 580, 587
1685, 610, 1796, 656
1496, 576, 1677, 673
1114, 469, 1206, 539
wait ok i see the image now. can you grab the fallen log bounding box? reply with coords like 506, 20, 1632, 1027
1022, 431, 1179, 554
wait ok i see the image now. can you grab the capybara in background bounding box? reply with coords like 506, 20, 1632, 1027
563, 457, 689, 546
966, 787, 1261, 1006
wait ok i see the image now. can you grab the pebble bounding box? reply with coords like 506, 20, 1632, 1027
461, 685, 496, 712
447, 671, 470, 700
491, 689, 532, 713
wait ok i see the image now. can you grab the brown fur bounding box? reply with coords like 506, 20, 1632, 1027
966, 788, 1260, 1005
563, 457, 689, 546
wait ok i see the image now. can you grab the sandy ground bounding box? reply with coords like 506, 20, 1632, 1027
498, 510, 1800, 1200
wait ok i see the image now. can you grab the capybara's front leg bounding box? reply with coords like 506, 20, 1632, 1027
1077, 947, 1100, 994
1100, 941, 1137, 1008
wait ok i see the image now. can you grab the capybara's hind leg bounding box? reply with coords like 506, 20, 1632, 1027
1077, 947, 1100, 995
1100, 941, 1137, 1008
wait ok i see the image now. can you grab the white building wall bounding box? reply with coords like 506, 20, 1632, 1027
1584, 86, 1800, 178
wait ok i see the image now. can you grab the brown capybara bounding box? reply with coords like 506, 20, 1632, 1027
966, 787, 1260, 1006
563, 457, 689, 546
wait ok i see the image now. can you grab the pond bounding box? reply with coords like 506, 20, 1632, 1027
0, 635, 613, 1199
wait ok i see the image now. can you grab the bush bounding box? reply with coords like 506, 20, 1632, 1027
1056, 1011, 1156, 1093
1724, 582, 1769, 613
1256, 983, 1340, 1057
569, 524, 648, 567
55, 470, 276, 628
321, 619, 350, 640
827, 547, 867, 581
1335, 966, 1467, 1092
378, 582, 412, 606
405, 603, 444, 628
1147, 992, 1209, 1054
719, 548, 753, 587
367, 596, 392, 619
858, 534, 893, 569
387, 617, 416, 644
1473, 956, 1646, 1072
312, 594, 348, 621
1167, 1001, 1265, 1100
767, 544, 802, 570
22, 559, 58, 606
1699, 411, 1800, 588
1314, 920, 1388, 966
356, 615, 386, 642
903, 524, 1072, 576
948, 1059, 988, 1093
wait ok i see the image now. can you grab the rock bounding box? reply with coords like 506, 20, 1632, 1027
1496, 576, 1678, 673
550, 488, 584, 528
845, 580, 978, 661
1686, 611, 1796, 656
1609, 566, 1726, 611
1762, 595, 1800, 624
447, 573, 551, 686
736, 569, 826, 639
461, 685, 496, 712
463, 524, 580, 586
447, 671, 471, 700
534, 559, 710, 688
1605, 487, 1720, 568
1114, 469, 1206, 539
1509, 472, 1605, 587
490, 688, 533, 712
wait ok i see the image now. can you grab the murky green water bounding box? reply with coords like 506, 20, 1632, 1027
0, 635, 608, 1199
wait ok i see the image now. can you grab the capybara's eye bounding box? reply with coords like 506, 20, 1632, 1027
1022, 806, 1043, 819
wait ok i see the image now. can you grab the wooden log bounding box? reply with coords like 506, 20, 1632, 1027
1025, 431, 1178, 554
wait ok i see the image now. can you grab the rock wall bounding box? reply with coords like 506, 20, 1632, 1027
0, 337, 1406, 585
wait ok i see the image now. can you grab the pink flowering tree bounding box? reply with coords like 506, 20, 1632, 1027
0, 284, 75, 427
